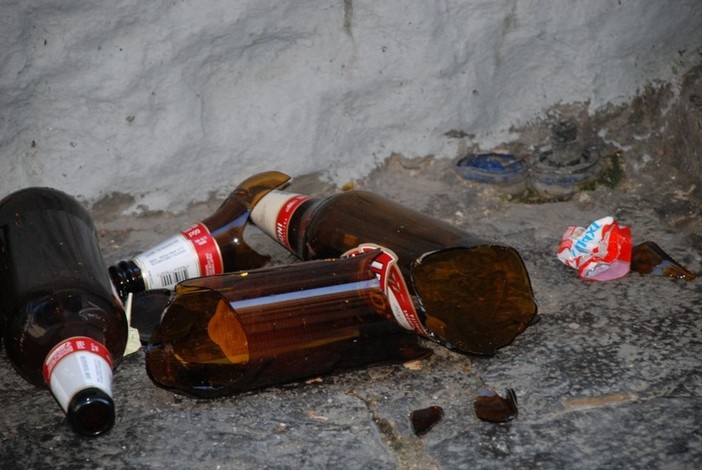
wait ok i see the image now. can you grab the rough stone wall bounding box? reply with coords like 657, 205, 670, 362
1, 0, 701, 212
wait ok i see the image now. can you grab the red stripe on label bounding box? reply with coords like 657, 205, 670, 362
181, 222, 223, 276
386, 263, 426, 334
343, 243, 428, 337
275, 195, 310, 250
43, 336, 113, 384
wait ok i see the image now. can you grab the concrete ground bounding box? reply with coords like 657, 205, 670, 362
2, 69, 702, 470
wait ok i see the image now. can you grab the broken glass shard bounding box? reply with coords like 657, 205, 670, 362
410, 405, 444, 436
631, 241, 696, 280
474, 388, 518, 423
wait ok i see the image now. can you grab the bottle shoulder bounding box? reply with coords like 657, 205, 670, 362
3, 288, 127, 383
0, 187, 92, 223
5, 289, 124, 327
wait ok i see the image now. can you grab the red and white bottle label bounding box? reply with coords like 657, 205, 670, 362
43, 337, 114, 412
133, 222, 223, 290
250, 190, 311, 250
343, 243, 429, 337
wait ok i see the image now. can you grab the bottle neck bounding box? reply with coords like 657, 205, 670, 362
43, 336, 115, 436
249, 189, 319, 258
67, 387, 115, 437
108, 260, 146, 301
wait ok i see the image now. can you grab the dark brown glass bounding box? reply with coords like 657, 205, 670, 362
474, 388, 519, 422
0, 187, 127, 436
252, 188, 538, 355
108, 171, 290, 299
631, 241, 696, 280
410, 405, 445, 436
144, 250, 429, 398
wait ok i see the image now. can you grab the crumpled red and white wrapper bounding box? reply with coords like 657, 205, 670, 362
557, 216, 632, 281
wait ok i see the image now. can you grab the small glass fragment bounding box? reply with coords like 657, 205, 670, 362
474, 388, 518, 423
631, 241, 696, 281
410, 405, 444, 437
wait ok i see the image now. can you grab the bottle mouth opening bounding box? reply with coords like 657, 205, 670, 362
145, 284, 250, 397
67, 387, 115, 437
410, 245, 538, 355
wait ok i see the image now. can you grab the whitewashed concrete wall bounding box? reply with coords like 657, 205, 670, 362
1, 0, 701, 212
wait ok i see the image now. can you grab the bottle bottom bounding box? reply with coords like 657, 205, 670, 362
412, 245, 538, 355
67, 387, 115, 437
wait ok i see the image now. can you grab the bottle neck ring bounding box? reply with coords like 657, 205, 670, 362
67, 387, 115, 437
109, 260, 146, 300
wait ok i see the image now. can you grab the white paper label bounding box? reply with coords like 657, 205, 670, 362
342, 243, 429, 337
250, 190, 310, 250
43, 337, 114, 412
133, 222, 223, 290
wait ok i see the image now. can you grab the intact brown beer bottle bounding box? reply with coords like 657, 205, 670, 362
250, 187, 538, 355
108, 171, 290, 300
0, 187, 128, 437
144, 249, 429, 398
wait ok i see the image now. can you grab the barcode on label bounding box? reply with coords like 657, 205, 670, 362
160, 267, 190, 288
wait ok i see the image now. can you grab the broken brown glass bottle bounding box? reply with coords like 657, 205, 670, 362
249, 185, 538, 355
108, 171, 290, 300
144, 249, 430, 398
631, 241, 696, 280
0, 188, 128, 437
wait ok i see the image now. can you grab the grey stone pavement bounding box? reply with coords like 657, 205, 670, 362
1, 151, 701, 469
